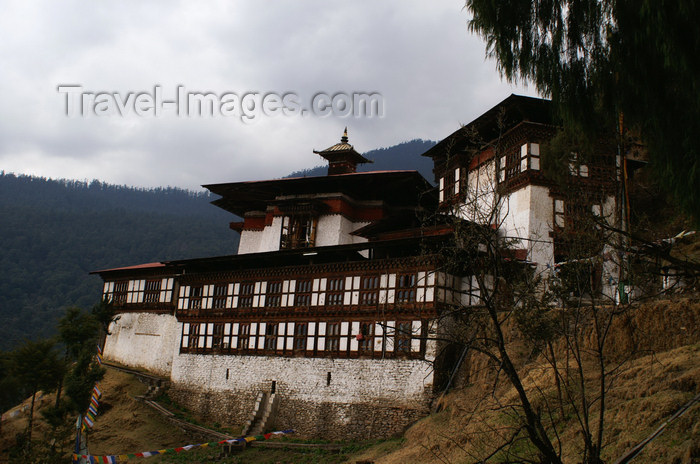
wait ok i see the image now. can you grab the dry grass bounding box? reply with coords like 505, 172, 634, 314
349, 297, 700, 464
349, 344, 699, 464
0, 369, 192, 461
2, 300, 697, 463
87, 370, 192, 457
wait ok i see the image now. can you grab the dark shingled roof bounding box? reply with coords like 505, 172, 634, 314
422, 94, 553, 160
203, 170, 436, 216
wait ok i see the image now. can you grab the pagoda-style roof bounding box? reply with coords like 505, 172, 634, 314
204, 170, 436, 217
313, 128, 372, 175
91, 235, 447, 278
422, 94, 553, 161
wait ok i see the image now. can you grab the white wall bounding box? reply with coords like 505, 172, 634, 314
238, 229, 264, 255
527, 185, 555, 272
239, 214, 370, 254
103, 312, 181, 377
258, 216, 284, 253
499, 186, 532, 250
171, 351, 434, 408
461, 159, 497, 224
316, 215, 369, 247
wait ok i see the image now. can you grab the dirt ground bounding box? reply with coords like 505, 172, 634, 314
2, 299, 698, 463
0, 369, 192, 461
85, 370, 192, 457
351, 343, 700, 464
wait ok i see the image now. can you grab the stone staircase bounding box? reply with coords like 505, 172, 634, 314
104, 361, 170, 399
103, 362, 232, 443
242, 391, 279, 436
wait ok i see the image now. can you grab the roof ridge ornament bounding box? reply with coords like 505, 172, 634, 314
313, 128, 372, 175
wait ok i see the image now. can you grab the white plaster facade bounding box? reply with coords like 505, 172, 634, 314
315, 214, 369, 247
498, 184, 556, 274
462, 159, 498, 224
237, 213, 369, 254
237, 229, 264, 255
103, 312, 181, 377
456, 161, 556, 275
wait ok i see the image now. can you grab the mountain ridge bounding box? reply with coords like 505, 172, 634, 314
0, 138, 435, 350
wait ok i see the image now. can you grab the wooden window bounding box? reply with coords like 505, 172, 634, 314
188, 323, 200, 349
266, 281, 282, 307
212, 284, 228, 309
295, 279, 312, 307
396, 273, 417, 303
554, 199, 565, 228
211, 323, 224, 349
499, 143, 541, 184
569, 153, 589, 177
113, 281, 128, 304
326, 323, 340, 353
326, 278, 344, 306
444, 169, 455, 198
238, 283, 255, 308
529, 143, 540, 170
143, 279, 161, 303
395, 321, 412, 354
439, 168, 463, 204
498, 156, 507, 183
188, 286, 203, 310
280, 215, 317, 249
237, 323, 251, 350
264, 323, 278, 351
554, 197, 599, 231
358, 322, 374, 354
360, 276, 379, 305
293, 323, 308, 352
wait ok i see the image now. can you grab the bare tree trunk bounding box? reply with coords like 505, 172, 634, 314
489, 308, 563, 464
54, 378, 63, 408
26, 388, 36, 451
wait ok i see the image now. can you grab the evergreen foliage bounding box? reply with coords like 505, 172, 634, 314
286, 139, 437, 182
0, 351, 22, 416
0, 139, 435, 350
8, 339, 64, 448
0, 172, 237, 351
467, 0, 700, 222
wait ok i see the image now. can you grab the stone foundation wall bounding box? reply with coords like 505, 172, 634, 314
169, 353, 434, 440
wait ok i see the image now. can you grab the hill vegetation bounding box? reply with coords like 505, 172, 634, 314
0, 172, 238, 351
286, 139, 436, 181
1, 299, 696, 463
0, 139, 435, 351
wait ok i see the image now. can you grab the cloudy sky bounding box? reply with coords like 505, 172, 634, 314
0, 0, 538, 190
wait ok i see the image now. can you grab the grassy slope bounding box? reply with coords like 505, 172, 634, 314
2, 303, 697, 463
352, 337, 699, 463
0, 369, 363, 463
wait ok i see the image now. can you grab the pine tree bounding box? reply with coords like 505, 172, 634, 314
9, 339, 64, 449
466, 0, 700, 222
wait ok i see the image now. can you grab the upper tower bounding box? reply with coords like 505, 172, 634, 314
313, 128, 372, 175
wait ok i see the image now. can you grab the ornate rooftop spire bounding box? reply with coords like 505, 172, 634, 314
313, 128, 372, 175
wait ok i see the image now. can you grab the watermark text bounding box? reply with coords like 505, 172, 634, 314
57, 85, 384, 122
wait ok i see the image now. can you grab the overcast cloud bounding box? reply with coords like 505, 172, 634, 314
0, 0, 538, 190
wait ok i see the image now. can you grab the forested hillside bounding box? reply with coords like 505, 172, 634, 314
287, 139, 436, 180
0, 139, 435, 350
0, 173, 238, 351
